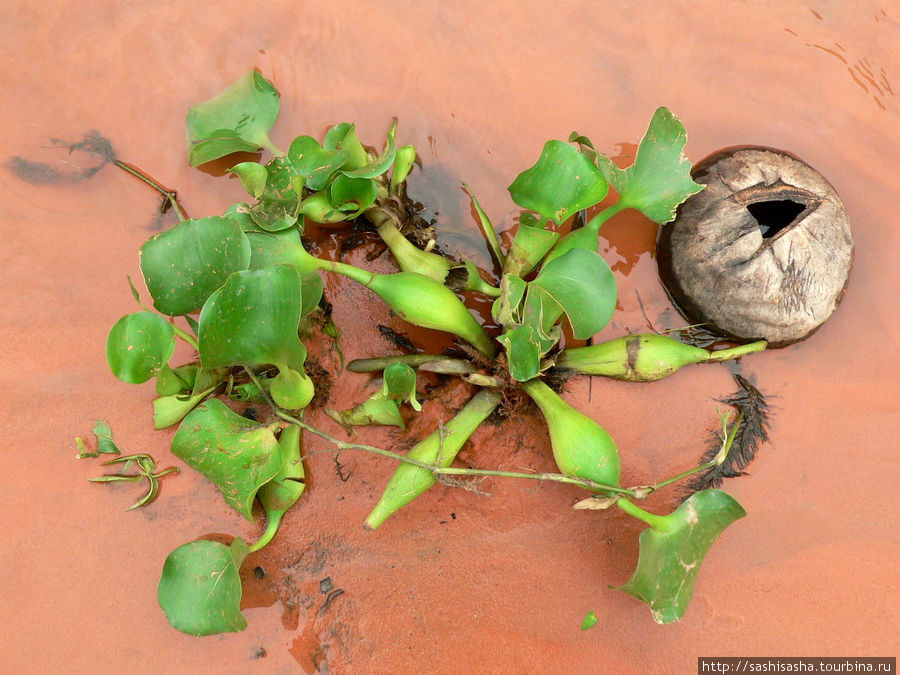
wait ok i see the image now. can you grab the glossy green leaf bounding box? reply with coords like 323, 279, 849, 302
171, 399, 282, 519
106, 312, 176, 384
186, 70, 280, 166
244, 228, 321, 281
595, 107, 703, 224
382, 362, 421, 411
341, 120, 397, 179
228, 162, 267, 199
619, 490, 746, 623
299, 191, 351, 224
323, 123, 369, 171
152, 387, 213, 429
248, 157, 301, 232
252, 425, 307, 551
390, 144, 417, 192
158, 537, 250, 635
498, 323, 543, 382
508, 140, 609, 225
581, 611, 598, 631
198, 266, 308, 373
288, 135, 348, 191
328, 174, 378, 214
140, 217, 251, 316
530, 247, 617, 339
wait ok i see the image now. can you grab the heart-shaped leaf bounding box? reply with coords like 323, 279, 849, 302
508, 140, 609, 225
198, 265, 308, 373
228, 162, 267, 199
595, 107, 703, 224
530, 247, 617, 339
247, 157, 302, 232
171, 399, 282, 519
186, 71, 280, 166
288, 135, 348, 191
106, 312, 176, 383
619, 490, 746, 623
158, 537, 250, 635
328, 174, 378, 214
140, 217, 251, 316
340, 120, 397, 179
382, 362, 420, 411
323, 123, 369, 171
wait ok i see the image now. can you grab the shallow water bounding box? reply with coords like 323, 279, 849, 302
1, 2, 897, 672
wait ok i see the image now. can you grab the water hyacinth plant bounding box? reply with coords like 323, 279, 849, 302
97, 70, 771, 635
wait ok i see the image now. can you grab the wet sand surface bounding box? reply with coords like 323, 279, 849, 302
1, 2, 897, 672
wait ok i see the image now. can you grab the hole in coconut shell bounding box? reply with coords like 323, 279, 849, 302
746, 199, 806, 238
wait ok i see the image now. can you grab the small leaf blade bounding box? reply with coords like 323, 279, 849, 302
508, 140, 609, 225
187, 70, 280, 166
619, 490, 746, 623
158, 538, 250, 636
106, 312, 176, 384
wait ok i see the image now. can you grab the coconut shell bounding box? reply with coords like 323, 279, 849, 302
657, 146, 852, 346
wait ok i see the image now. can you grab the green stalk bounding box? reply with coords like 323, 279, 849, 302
555, 335, 767, 382
365, 388, 501, 529
615, 498, 672, 531
314, 258, 497, 358
367, 208, 452, 282
347, 354, 453, 373
543, 202, 625, 265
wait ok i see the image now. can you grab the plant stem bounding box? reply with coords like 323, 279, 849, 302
643, 411, 744, 495
348, 354, 456, 373
586, 201, 626, 232
171, 323, 199, 351
243, 368, 637, 497
249, 511, 282, 553
615, 498, 672, 531
705, 341, 767, 362
112, 160, 188, 221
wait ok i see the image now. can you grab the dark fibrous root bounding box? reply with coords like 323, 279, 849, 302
685, 373, 771, 494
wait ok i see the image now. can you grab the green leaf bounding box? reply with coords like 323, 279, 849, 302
93, 420, 121, 454
596, 107, 703, 224
530, 247, 617, 339
187, 70, 280, 166
198, 265, 308, 373
323, 123, 369, 171
288, 135, 348, 191
228, 162, 267, 199
106, 312, 176, 384
248, 157, 301, 232
152, 387, 213, 429
341, 120, 397, 179
244, 227, 320, 278
491, 274, 527, 327
252, 425, 307, 551
140, 217, 251, 316
382, 362, 421, 411
390, 144, 417, 193
508, 140, 609, 225
581, 611, 598, 631
158, 538, 250, 635
619, 490, 746, 623
498, 323, 543, 382
171, 399, 282, 519
502, 214, 560, 277
325, 395, 405, 431
328, 174, 378, 214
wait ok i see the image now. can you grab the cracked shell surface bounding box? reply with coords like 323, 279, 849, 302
658, 146, 853, 346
